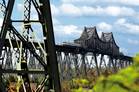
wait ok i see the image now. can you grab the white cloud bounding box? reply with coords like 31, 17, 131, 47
128, 39, 139, 45
53, 24, 82, 43
116, 18, 139, 34
54, 24, 82, 35
52, 3, 139, 17
104, 0, 139, 6
104, 6, 136, 16
115, 18, 126, 24
123, 24, 139, 34
61, 0, 139, 6
51, 4, 60, 16
61, 0, 98, 4
81, 6, 104, 16
17, 3, 23, 12
60, 4, 82, 16
63, 25, 81, 34
97, 22, 112, 31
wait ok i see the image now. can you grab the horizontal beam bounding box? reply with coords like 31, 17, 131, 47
0, 69, 46, 74
12, 20, 41, 23
3, 39, 133, 61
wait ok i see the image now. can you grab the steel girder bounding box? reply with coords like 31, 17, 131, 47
0, 0, 61, 92
56, 51, 132, 80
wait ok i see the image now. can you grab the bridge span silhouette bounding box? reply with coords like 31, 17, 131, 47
56, 26, 132, 80
0, 0, 133, 91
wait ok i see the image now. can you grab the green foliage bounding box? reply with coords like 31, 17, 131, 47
71, 87, 93, 92
70, 78, 90, 89
94, 54, 139, 92
63, 54, 139, 92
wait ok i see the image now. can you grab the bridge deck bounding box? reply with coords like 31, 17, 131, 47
3, 39, 132, 61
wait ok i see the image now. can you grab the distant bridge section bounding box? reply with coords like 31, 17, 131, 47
74, 26, 120, 56
2, 27, 133, 80
57, 26, 133, 79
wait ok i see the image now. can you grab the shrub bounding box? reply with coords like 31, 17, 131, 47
93, 54, 139, 92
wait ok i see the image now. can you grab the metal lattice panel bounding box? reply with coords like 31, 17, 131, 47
0, 0, 61, 92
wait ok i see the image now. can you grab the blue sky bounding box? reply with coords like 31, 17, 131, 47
49, 0, 139, 56
0, 0, 139, 57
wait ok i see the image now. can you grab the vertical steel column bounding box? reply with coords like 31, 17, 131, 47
99, 54, 107, 72
116, 59, 120, 69
63, 53, 68, 79
94, 53, 100, 76
118, 59, 121, 69
85, 54, 90, 72
81, 53, 87, 77
63, 53, 71, 80
24, 0, 31, 22
57, 52, 63, 80
18, 1, 32, 91
39, 0, 61, 91
73, 54, 79, 77
99, 54, 104, 70
114, 59, 118, 70
0, 0, 15, 91
68, 53, 73, 79
0, 0, 15, 57
110, 57, 117, 72
5, 48, 13, 69
90, 55, 94, 69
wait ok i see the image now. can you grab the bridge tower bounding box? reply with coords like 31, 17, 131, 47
0, 0, 61, 92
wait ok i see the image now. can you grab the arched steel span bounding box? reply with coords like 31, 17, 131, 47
0, 28, 133, 90
2, 38, 133, 82
2, 36, 133, 80
0, 19, 133, 91
74, 26, 120, 56
0, 0, 133, 91
58, 26, 133, 79
2, 26, 133, 78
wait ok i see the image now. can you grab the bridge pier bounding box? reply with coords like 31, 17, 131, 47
99, 54, 107, 72
94, 53, 100, 76
73, 54, 80, 77
56, 50, 133, 81
81, 53, 87, 77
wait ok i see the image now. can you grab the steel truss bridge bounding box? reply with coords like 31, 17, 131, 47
0, 0, 133, 92
56, 27, 132, 80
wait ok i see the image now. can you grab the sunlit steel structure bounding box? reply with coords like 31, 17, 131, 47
56, 27, 132, 79
0, 0, 61, 92
0, 0, 133, 92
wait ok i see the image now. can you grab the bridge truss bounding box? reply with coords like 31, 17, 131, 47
0, 0, 61, 92
56, 26, 133, 81
0, 0, 133, 91
56, 45, 132, 81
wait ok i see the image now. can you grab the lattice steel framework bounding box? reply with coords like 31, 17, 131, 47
56, 46, 132, 81
0, 0, 133, 91
56, 25, 133, 80
0, 0, 61, 92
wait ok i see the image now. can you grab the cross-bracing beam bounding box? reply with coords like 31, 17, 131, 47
0, 0, 61, 92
